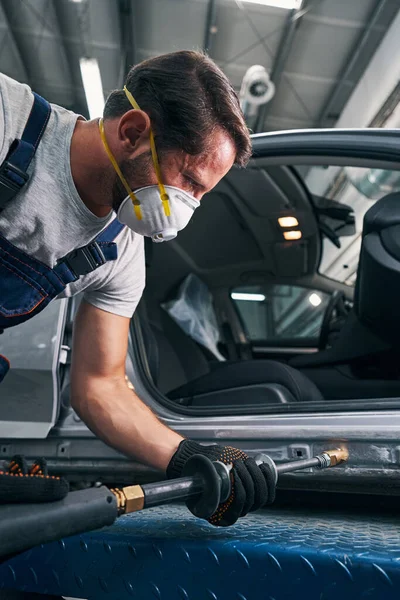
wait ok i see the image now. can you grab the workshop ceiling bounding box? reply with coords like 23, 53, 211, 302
0, 0, 399, 131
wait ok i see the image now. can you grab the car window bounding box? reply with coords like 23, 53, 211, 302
231, 284, 330, 343
296, 166, 400, 286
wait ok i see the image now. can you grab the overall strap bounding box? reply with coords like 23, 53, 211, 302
0, 92, 51, 211
54, 219, 126, 285
95, 218, 126, 243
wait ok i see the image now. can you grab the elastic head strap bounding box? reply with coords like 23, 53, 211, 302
149, 131, 170, 217
123, 86, 171, 217
98, 118, 142, 220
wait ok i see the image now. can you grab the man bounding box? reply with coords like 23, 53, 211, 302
0, 51, 275, 526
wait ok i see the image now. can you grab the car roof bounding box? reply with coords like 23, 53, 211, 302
146, 164, 321, 304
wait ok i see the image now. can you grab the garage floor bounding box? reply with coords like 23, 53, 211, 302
1, 502, 400, 600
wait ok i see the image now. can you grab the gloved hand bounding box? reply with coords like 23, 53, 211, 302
167, 440, 276, 526
0, 455, 69, 504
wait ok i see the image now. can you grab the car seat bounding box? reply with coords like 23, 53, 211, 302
289, 192, 400, 399
136, 301, 324, 407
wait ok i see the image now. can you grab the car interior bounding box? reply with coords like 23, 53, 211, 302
132, 163, 400, 410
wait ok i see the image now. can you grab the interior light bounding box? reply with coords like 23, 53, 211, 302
278, 216, 299, 228
231, 293, 266, 302
283, 230, 302, 240
309, 293, 322, 307
238, 0, 303, 9
79, 58, 105, 119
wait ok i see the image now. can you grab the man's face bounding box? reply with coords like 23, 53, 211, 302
112, 128, 236, 213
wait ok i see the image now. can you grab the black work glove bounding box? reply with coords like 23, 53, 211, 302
167, 440, 276, 527
0, 455, 69, 504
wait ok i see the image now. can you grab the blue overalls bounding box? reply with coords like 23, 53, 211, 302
0, 92, 125, 383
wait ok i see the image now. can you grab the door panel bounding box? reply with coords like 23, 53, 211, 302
250, 342, 318, 363
0, 299, 67, 438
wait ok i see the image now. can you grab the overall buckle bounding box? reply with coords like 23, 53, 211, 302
0, 160, 29, 209
62, 242, 107, 278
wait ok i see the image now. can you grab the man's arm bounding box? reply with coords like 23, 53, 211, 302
70, 300, 184, 472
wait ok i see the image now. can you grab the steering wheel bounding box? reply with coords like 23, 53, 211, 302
319, 290, 350, 351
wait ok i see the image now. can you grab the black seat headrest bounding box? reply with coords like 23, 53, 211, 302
356, 192, 400, 347
362, 192, 400, 236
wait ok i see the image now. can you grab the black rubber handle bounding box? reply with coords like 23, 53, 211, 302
143, 476, 205, 508
142, 455, 232, 519
0, 486, 118, 559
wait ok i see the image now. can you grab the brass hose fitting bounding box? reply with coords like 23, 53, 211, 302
323, 448, 349, 466
111, 485, 145, 515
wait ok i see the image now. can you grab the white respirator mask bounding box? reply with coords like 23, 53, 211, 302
99, 86, 200, 243
117, 184, 199, 242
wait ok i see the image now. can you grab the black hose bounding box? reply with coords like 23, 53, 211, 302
0, 486, 118, 559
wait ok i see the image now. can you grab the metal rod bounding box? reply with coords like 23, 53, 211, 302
276, 457, 322, 474
317, 0, 389, 127
116, 450, 348, 515
118, 0, 136, 80
255, 7, 300, 132
203, 0, 217, 55
255, 449, 348, 485
143, 476, 204, 508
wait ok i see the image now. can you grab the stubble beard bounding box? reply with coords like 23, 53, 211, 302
111, 152, 153, 213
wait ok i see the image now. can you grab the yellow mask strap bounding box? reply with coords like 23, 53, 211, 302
123, 86, 170, 217
98, 118, 142, 220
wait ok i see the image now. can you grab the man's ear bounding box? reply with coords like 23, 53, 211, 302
118, 109, 151, 156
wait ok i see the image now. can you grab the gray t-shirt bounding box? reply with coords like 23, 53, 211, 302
0, 73, 145, 318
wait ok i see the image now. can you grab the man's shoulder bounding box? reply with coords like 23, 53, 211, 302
114, 226, 145, 277
0, 73, 33, 163
80, 227, 146, 316
61, 227, 145, 308
118, 224, 145, 250
0, 72, 29, 91
0, 72, 33, 113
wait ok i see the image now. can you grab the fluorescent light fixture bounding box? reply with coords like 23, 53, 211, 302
79, 57, 105, 119
278, 216, 299, 228
238, 0, 303, 9
309, 293, 322, 307
283, 230, 302, 240
231, 292, 266, 302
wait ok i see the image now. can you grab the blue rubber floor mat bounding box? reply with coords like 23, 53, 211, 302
1, 503, 400, 599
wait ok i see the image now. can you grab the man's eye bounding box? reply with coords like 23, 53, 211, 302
184, 176, 198, 192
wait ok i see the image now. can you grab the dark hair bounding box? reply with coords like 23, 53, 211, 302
104, 50, 252, 167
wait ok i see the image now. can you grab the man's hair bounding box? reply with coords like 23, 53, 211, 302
103, 50, 252, 167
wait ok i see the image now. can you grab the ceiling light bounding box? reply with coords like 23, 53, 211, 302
309, 293, 322, 307
238, 0, 303, 9
79, 58, 105, 119
278, 216, 299, 228
283, 230, 302, 240
231, 293, 266, 302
